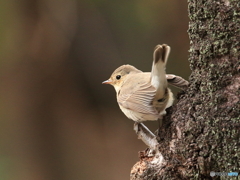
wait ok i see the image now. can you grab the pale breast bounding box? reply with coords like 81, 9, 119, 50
119, 105, 159, 122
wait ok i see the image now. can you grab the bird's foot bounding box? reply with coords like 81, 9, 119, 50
133, 122, 159, 150
134, 122, 166, 166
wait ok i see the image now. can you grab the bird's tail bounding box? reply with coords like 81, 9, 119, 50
151, 44, 170, 98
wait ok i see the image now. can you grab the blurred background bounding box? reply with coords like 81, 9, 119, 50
0, 0, 190, 179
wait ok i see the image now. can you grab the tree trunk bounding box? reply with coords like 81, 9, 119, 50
130, 0, 240, 179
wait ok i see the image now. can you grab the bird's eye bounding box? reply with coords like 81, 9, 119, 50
116, 75, 121, 80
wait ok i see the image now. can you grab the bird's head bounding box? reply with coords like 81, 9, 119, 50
102, 65, 141, 92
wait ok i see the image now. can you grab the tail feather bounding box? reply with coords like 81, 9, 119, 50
151, 44, 170, 98
153, 44, 170, 64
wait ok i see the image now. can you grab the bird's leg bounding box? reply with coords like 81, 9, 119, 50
134, 122, 166, 166
134, 122, 159, 150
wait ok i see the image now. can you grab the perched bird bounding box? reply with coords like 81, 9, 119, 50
103, 44, 188, 123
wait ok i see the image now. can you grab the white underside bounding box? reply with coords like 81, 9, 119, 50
119, 105, 159, 122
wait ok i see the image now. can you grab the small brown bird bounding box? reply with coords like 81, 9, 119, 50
103, 44, 188, 123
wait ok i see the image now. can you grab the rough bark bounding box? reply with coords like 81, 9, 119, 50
130, 0, 240, 179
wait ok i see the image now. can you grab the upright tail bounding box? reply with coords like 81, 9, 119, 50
151, 44, 170, 98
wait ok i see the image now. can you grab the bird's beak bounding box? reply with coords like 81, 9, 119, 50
102, 79, 112, 84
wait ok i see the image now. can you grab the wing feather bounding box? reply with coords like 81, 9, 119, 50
118, 82, 157, 115
166, 74, 189, 90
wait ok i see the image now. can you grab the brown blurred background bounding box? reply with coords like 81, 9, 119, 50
0, 0, 190, 179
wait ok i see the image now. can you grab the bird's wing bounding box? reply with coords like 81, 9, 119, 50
166, 74, 189, 90
117, 82, 157, 115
